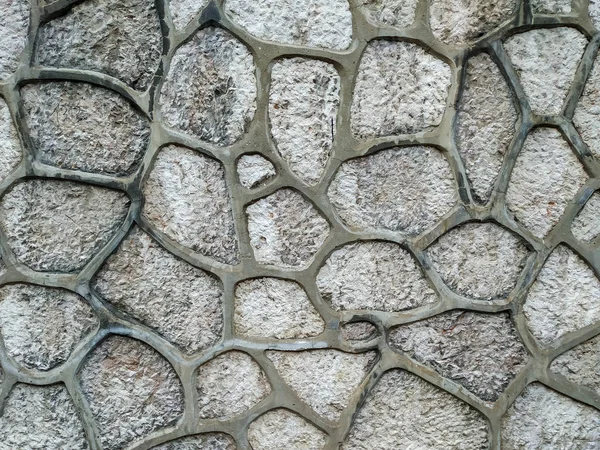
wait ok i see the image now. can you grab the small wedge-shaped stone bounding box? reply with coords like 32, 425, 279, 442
572, 192, 600, 242
248, 409, 328, 450
574, 54, 600, 160
0, 97, 22, 182
169, 0, 209, 29
237, 154, 276, 189
550, 334, 600, 394
360, 0, 418, 28
151, 433, 237, 450
0, 0, 29, 79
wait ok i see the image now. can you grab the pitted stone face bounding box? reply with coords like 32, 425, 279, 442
550, 334, 600, 394
0, 0, 29, 80
150, 433, 237, 449
574, 54, 600, 160
360, 0, 418, 28
572, 192, 600, 242
248, 409, 328, 450
0, 97, 22, 183
237, 154, 276, 189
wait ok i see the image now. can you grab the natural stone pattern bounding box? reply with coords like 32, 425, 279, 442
80, 335, 184, 450
572, 192, 600, 242
160, 27, 256, 146
151, 433, 237, 450
426, 222, 529, 300
93, 227, 223, 354
550, 334, 600, 393
35, 0, 162, 90
0, 384, 89, 449
343, 370, 489, 449
237, 154, 276, 189
234, 278, 324, 339
143, 145, 239, 265
169, 0, 208, 29
0, 0, 28, 79
248, 409, 328, 450
501, 383, 600, 448
316, 241, 437, 312
524, 245, 600, 345
506, 128, 587, 238
246, 189, 330, 268
341, 322, 379, 341
196, 351, 271, 419
0, 180, 129, 272
269, 58, 340, 185
574, 55, 600, 160
390, 311, 529, 401
21, 82, 149, 176
351, 40, 451, 139
457, 53, 517, 203
0, 97, 22, 182
504, 28, 587, 115
360, 0, 418, 28
328, 146, 457, 235
531, 0, 571, 13
591, 0, 600, 29
266, 349, 376, 421
224, 0, 353, 50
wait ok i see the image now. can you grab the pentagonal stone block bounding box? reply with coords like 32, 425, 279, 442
574, 54, 600, 160
0, 0, 29, 79
360, 0, 417, 28
0, 97, 22, 182
531, 0, 571, 13
237, 154, 276, 189
150, 433, 237, 450
248, 409, 327, 450
572, 192, 600, 242
550, 334, 600, 394
169, 0, 208, 29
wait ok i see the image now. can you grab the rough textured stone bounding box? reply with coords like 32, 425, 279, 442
21, 82, 149, 176
457, 53, 517, 203
501, 383, 600, 448
160, 27, 256, 146
151, 433, 236, 450
0, 97, 22, 182
0, 384, 89, 449
426, 222, 529, 300
237, 154, 276, 189
35, 0, 162, 90
143, 145, 239, 265
591, 0, 600, 29
351, 40, 451, 139
248, 409, 328, 450
524, 245, 600, 345
343, 370, 489, 449
317, 241, 437, 312
246, 189, 330, 268
0, 0, 28, 79
550, 334, 600, 393
506, 128, 587, 238
234, 278, 324, 339
341, 322, 379, 341
93, 227, 223, 354
224, 0, 352, 50
504, 28, 587, 115
196, 351, 271, 419
0, 179, 129, 272
269, 58, 340, 185
328, 146, 457, 235
574, 55, 600, 160
360, 0, 418, 28
80, 335, 184, 450
267, 349, 376, 421
572, 192, 600, 242
169, 0, 208, 29
531, 0, 571, 13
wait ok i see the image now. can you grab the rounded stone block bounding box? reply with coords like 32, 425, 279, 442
571, 192, 600, 242
150, 433, 237, 449
360, 0, 417, 28
574, 54, 600, 160
169, 0, 209, 29
0, 0, 29, 80
248, 409, 328, 450
550, 334, 600, 394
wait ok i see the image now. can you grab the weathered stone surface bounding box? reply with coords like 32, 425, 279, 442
506, 128, 587, 238
0, 0, 28, 79
457, 53, 517, 203
151, 433, 237, 450
504, 28, 587, 115
591, 0, 600, 29
390, 311, 529, 401
531, 0, 571, 13
316, 241, 437, 312
342, 370, 489, 449
246, 189, 330, 268
80, 335, 184, 450
360, 0, 418, 28
551, 334, 600, 393
237, 154, 276, 189
328, 146, 457, 235
269, 58, 340, 185
574, 55, 600, 160
267, 349, 376, 421
0, 384, 89, 449
426, 222, 529, 300
224, 0, 352, 50
35, 0, 162, 90
160, 27, 256, 146
234, 278, 324, 339
524, 245, 600, 345
572, 192, 600, 242
0, 97, 22, 182
501, 383, 600, 448
248, 409, 328, 450
21, 81, 149, 176
341, 322, 379, 341
143, 145, 239, 265
0, 180, 129, 272
169, 0, 208, 29
351, 40, 451, 139
93, 227, 223, 354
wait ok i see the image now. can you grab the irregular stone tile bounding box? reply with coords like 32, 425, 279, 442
341, 322, 379, 341
35, 0, 162, 90
0, 0, 29, 79
21, 81, 149, 176
426, 222, 529, 300
591, 0, 600, 29
524, 245, 600, 346
151, 433, 237, 450
80, 335, 184, 450
351, 41, 451, 139
266, 349, 376, 421
160, 27, 256, 146
0, 179, 130, 272
574, 55, 600, 160
0, 384, 89, 449
224, 0, 352, 50
0, 97, 22, 182
328, 146, 457, 235
342, 370, 490, 449
248, 409, 328, 450
501, 383, 600, 448
196, 351, 271, 419
551, 334, 600, 393
93, 227, 223, 354
504, 28, 587, 115
237, 154, 276, 189
143, 145, 239, 265
457, 53, 517, 203
506, 128, 587, 238
269, 58, 340, 185
531, 0, 571, 13
234, 278, 324, 339
316, 241, 437, 312
169, 0, 208, 29
360, 0, 418, 28
572, 192, 600, 242
246, 189, 330, 268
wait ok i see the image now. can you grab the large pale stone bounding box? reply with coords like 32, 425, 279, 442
531, 0, 571, 13
169, 0, 208, 29
574, 55, 600, 160
360, 0, 418, 28
150, 433, 236, 450
0, 97, 22, 182
0, 0, 28, 79
550, 334, 600, 394
572, 192, 600, 242
237, 154, 276, 189
248, 409, 328, 450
